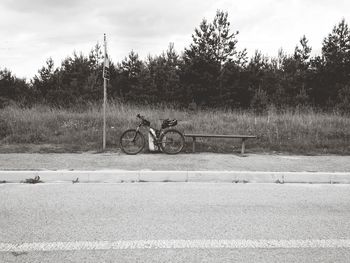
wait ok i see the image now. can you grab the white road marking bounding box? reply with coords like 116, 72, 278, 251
1, 240, 350, 252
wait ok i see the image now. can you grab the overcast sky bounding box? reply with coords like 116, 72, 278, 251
0, 0, 349, 79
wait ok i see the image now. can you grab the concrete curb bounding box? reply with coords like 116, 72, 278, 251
0, 170, 350, 184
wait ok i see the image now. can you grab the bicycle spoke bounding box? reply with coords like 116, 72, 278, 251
120, 130, 145, 154
161, 130, 184, 154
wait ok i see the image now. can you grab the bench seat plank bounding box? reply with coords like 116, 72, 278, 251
184, 134, 256, 139
183, 134, 257, 154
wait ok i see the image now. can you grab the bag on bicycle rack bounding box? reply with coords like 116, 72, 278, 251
161, 119, 177, 129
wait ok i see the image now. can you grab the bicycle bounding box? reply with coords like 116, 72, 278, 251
120, 114, 185, 155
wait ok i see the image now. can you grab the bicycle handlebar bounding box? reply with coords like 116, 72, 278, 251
136, 114, 150, 126
137, 114, 146, 120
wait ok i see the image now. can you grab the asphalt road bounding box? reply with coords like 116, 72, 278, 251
1, 183, 350, 262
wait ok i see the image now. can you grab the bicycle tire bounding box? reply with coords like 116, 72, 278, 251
160, 129, 185, 154
120, 129, 145, 155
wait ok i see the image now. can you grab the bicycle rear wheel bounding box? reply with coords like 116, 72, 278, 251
120, 129, 145, 155
160, 129, 184, 154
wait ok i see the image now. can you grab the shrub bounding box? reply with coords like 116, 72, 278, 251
250, 88, 268, 114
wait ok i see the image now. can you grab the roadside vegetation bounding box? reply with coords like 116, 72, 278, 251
1, 102, 349, 154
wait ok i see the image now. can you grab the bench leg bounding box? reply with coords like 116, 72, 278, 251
192, 137, 196, 153
241, 138, 246, 154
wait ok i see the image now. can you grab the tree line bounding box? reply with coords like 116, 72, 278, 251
1, 10, 350, 113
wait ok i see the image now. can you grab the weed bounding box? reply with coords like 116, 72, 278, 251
11, 251, 28, 257
72, 177, 79, 184
21, 176, 42, 184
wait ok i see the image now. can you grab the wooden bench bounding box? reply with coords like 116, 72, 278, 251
184, 134, 257, 154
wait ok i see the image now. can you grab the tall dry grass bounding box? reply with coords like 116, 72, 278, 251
0, 102, 349, 154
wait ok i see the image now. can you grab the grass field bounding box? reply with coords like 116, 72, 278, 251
0, 102, 349, 154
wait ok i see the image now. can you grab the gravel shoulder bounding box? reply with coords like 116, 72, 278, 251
0, 153, 349, 172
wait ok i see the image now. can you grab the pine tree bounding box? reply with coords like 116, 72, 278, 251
0, 68, 30, 107
322, 19, 350, 69
182, 10, 244, 106
119, 50, 145, 102
32, 58, 57, 102
315, 19, 350, 106
294, 35, 312, 64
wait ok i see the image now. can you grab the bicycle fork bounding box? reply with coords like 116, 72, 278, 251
132, 126, 141, 142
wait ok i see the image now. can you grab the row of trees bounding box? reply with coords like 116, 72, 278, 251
1, 11, 350, 112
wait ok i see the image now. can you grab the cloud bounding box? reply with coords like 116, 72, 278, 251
1, 0, 89, 13
97, 0, 216, 39
0, 0, 349, 78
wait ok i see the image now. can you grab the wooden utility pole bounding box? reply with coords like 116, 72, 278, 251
102, 33, 108, 151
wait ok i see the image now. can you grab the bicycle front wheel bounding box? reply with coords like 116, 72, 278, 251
160, 129, 185, 154
120, 129, 145, 155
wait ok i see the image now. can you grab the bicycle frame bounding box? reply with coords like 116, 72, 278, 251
135, 122, 164, 145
